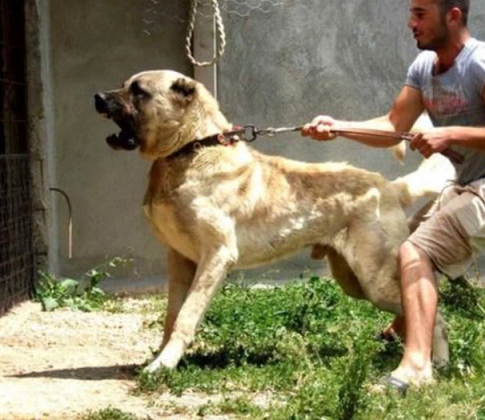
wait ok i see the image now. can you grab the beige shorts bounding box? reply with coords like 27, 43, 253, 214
408, 178, 485, 279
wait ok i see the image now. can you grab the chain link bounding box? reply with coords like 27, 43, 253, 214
186, 0, 226, 67
257, 126, 303, 137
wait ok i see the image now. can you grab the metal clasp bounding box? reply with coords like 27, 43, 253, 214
240, 125, 258, 142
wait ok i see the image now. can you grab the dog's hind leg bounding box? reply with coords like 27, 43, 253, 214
432, 309, 449, 367
346, 228, 449, 368
341, 221, 404, 315
159, 249, 197, 352
313, 244, 366, 300
144, 244, 237, 372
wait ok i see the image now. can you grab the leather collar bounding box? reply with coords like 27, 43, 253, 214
167, 126, 246, 159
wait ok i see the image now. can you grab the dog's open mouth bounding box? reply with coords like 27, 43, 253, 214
95, 92, 140, 151
104, 115, 139, 151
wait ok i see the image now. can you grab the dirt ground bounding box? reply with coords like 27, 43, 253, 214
0, 300, 229, 420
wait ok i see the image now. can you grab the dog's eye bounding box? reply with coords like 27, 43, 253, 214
130, 82, 148, 98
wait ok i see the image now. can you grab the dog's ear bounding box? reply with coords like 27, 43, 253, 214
171, 78, 196, 104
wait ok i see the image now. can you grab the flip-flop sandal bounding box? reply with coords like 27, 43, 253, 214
368, 375, 409, 396
383, 375, 409, 395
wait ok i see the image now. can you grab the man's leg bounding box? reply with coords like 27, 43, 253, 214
378, 197, 440, 343
391, 240, 438, 384
385, 182, 485, 388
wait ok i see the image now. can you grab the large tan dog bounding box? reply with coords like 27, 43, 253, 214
94, 70, 454, 373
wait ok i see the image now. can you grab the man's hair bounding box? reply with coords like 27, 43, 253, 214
436, 0, 470, 26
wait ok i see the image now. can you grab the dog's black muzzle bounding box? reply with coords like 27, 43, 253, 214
94, 92, 140, 151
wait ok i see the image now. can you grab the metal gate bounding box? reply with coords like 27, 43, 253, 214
0, 0, 34, 316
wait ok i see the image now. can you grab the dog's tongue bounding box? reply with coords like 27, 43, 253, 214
106, 128, 138, 150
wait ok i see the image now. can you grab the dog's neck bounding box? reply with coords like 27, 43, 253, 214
157, 100, 232, 159
186, 96, 231, 140
192, 119, 230, 141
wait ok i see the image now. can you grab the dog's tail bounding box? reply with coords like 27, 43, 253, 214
391, 153, 456, 208
390, 113, 434, 163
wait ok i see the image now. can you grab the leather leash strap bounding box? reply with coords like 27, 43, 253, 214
329, 127, 464, 165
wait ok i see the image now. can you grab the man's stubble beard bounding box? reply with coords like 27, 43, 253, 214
416, 15, 449, 51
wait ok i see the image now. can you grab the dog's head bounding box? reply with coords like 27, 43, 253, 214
94, 70, 227, 159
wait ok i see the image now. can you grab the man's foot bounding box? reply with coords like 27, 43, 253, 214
390, 365, 434, 387
369, 375, 408, 396
382, 375, 409, 395
370, 364, 434, 396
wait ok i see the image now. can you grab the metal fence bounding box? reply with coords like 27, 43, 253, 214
0, 155, 34, 316
0, 0, 34, 316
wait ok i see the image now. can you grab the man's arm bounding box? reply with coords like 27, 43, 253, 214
410, 85, 485, 157
302, 86, 425, 147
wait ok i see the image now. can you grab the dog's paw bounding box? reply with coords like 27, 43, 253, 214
432, 350, 449, 369
143, 344, 183, 373
138, 364, 172, 388
143, 357, 174, 373
142, 359, 166, 375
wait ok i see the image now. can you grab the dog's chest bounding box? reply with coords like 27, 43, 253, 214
143, 201, 200, 262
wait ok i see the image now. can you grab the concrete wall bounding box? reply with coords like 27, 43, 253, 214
46, 0, 485, 285
47, 0, 190, 283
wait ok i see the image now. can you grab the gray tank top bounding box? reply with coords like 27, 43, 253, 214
405, 38, 485, 185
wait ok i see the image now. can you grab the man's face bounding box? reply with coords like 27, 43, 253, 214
408, 0, 449, 50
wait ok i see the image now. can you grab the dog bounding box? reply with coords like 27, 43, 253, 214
94, 70, 454, 372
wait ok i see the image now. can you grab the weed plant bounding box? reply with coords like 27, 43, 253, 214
35, 256, 130, 312
80, 407, 141, 420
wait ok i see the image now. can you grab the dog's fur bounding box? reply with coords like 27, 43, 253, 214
95, 70, 455, 372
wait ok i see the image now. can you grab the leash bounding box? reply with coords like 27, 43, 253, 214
171, 124, 464, 165
242, 124, 464, 165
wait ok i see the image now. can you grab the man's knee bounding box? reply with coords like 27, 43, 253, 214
399, 240, 422, 261
399, 240, 433, 270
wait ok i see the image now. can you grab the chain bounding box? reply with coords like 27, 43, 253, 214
186, 0, 226, 67
256, 126, 303, 137
233, 125, 303, 142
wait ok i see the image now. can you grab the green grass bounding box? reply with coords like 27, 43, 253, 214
79, 407, 142, 420
132, 275, 485, 420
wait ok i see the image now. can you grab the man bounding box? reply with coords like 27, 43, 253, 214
302, 0, 485, 391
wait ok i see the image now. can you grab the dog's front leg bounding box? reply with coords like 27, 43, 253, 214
159, 249, 197, 352
144, 244, 237, 372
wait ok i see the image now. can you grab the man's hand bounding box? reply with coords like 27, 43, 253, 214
301, 115, 339, 141
410, 128, 453, 159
